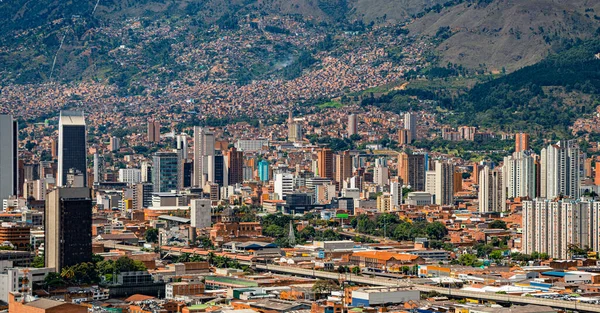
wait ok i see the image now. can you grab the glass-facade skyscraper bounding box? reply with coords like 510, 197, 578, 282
58, 111, 87, 187
258, 159, 269, 182
152, 152, 179, 192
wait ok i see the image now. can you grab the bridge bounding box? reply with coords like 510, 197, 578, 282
255, 264, 600, 313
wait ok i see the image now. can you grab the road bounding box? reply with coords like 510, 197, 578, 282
255, 264, 600, 313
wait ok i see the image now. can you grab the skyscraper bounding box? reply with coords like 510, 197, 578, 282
502, 150, 536, 199
45, 187, 92, 271
398, 129, 411, 146
193, 126, 215, 187
478, 165, 505, 213
258, 159, 270, 182
348, 114, 358, 137
0, 114, 18, 201
152, 152, 179, 192
58, 111, 87, 187
434, 160, 454, 206
335, 151, 352, 185
398, 152, 425, 191
227, 147, 244, 185
373, 158, 389, 186
523, 199, 600, 259
540, 140, 580, 199
176, 134, 188, 159
147, 120, 161, 143
288, 122, 303, 143
317, 148, 334, 180
404, 112, 417, 142
515, 132, 530, 153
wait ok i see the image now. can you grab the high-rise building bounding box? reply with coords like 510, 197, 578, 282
398, 129, 411, 146
45, 187, 92, 271
288, 122, 303, 143
317, 148, 334, 179
523, 199, 600, 259
227, 147, 244, 185
540, 140, 580, 199
390, 182, 402, 208
152, 152, 179, 192
434, 160, 454, 206
176, 134, 188, 159
58, 111, 87, 187
404, 112, 417, 142
0, 114, 18, 201
458, 126, 476, 141
118, 169, 142, 184
141, 161, 151, 183
190, 199, 212, 228
133, 183, 153, 210
93, 153, 104, 184
147, 120, 161, 143
348, 114, 358, 137
596, 161, 600, 186
258, 159, 270, 182
335, 151, 352, 185
373, 158, 389, 186
109, 136, 120, 152
515, 132, 530, 153
503, 151, 536, 199
193, 127, 215, 187
212, 154, 226, 187
274, 173, 294, 200
478, 166, 504, 213
398, 152, 425, 191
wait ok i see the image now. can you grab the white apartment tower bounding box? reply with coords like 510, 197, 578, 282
478, 165, 505, 213
193, 126, 215, 187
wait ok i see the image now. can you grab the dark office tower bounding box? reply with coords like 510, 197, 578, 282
152, 152, 179, 192
133, 183, 154, 210
0, 114, 18, 201
45, 187, 92, 271
227, 147, 244, 185
58, 111, 87, 187
181, 160, 193, 188
214, 154, 226, 187
147, 120, 161, 143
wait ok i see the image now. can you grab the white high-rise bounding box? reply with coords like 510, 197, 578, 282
373, 158, 389, 186
502, 150, 536, 199
523, 199, 600, 259
193, 127, 215, 187
390, 182, 402, 208
478, 165, 505, 213
118, 169, 142, 184
434, 160, 454, 206
274, 173, 294, 200
404, 112, 417, 142
0, 114, 18, 201
540, 140, 580, 199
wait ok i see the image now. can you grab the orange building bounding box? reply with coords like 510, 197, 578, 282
346, 251, 424, 271
0, 224, 31, 250
209, 222, 262, 245
515, 132, 530, 152
9, 293, 87, 313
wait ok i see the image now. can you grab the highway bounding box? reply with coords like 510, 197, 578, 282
255, 264, 600, 313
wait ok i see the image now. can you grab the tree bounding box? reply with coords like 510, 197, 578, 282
458, 253, 481, 267
115, 256, 147, 273
490, 250, 504, 263
32, 255, 45, 268
351, 266, 361, 275
44, 272, 65, 288
425, 222, 448, 240
489, 220, 507, 230
145, 228, 159, 243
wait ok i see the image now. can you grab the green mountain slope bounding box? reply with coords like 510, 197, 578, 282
408, 0, 600, 72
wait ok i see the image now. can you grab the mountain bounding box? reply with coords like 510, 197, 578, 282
408, 0, 600, 72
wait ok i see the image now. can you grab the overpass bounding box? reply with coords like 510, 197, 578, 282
255, 264, 600, 313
